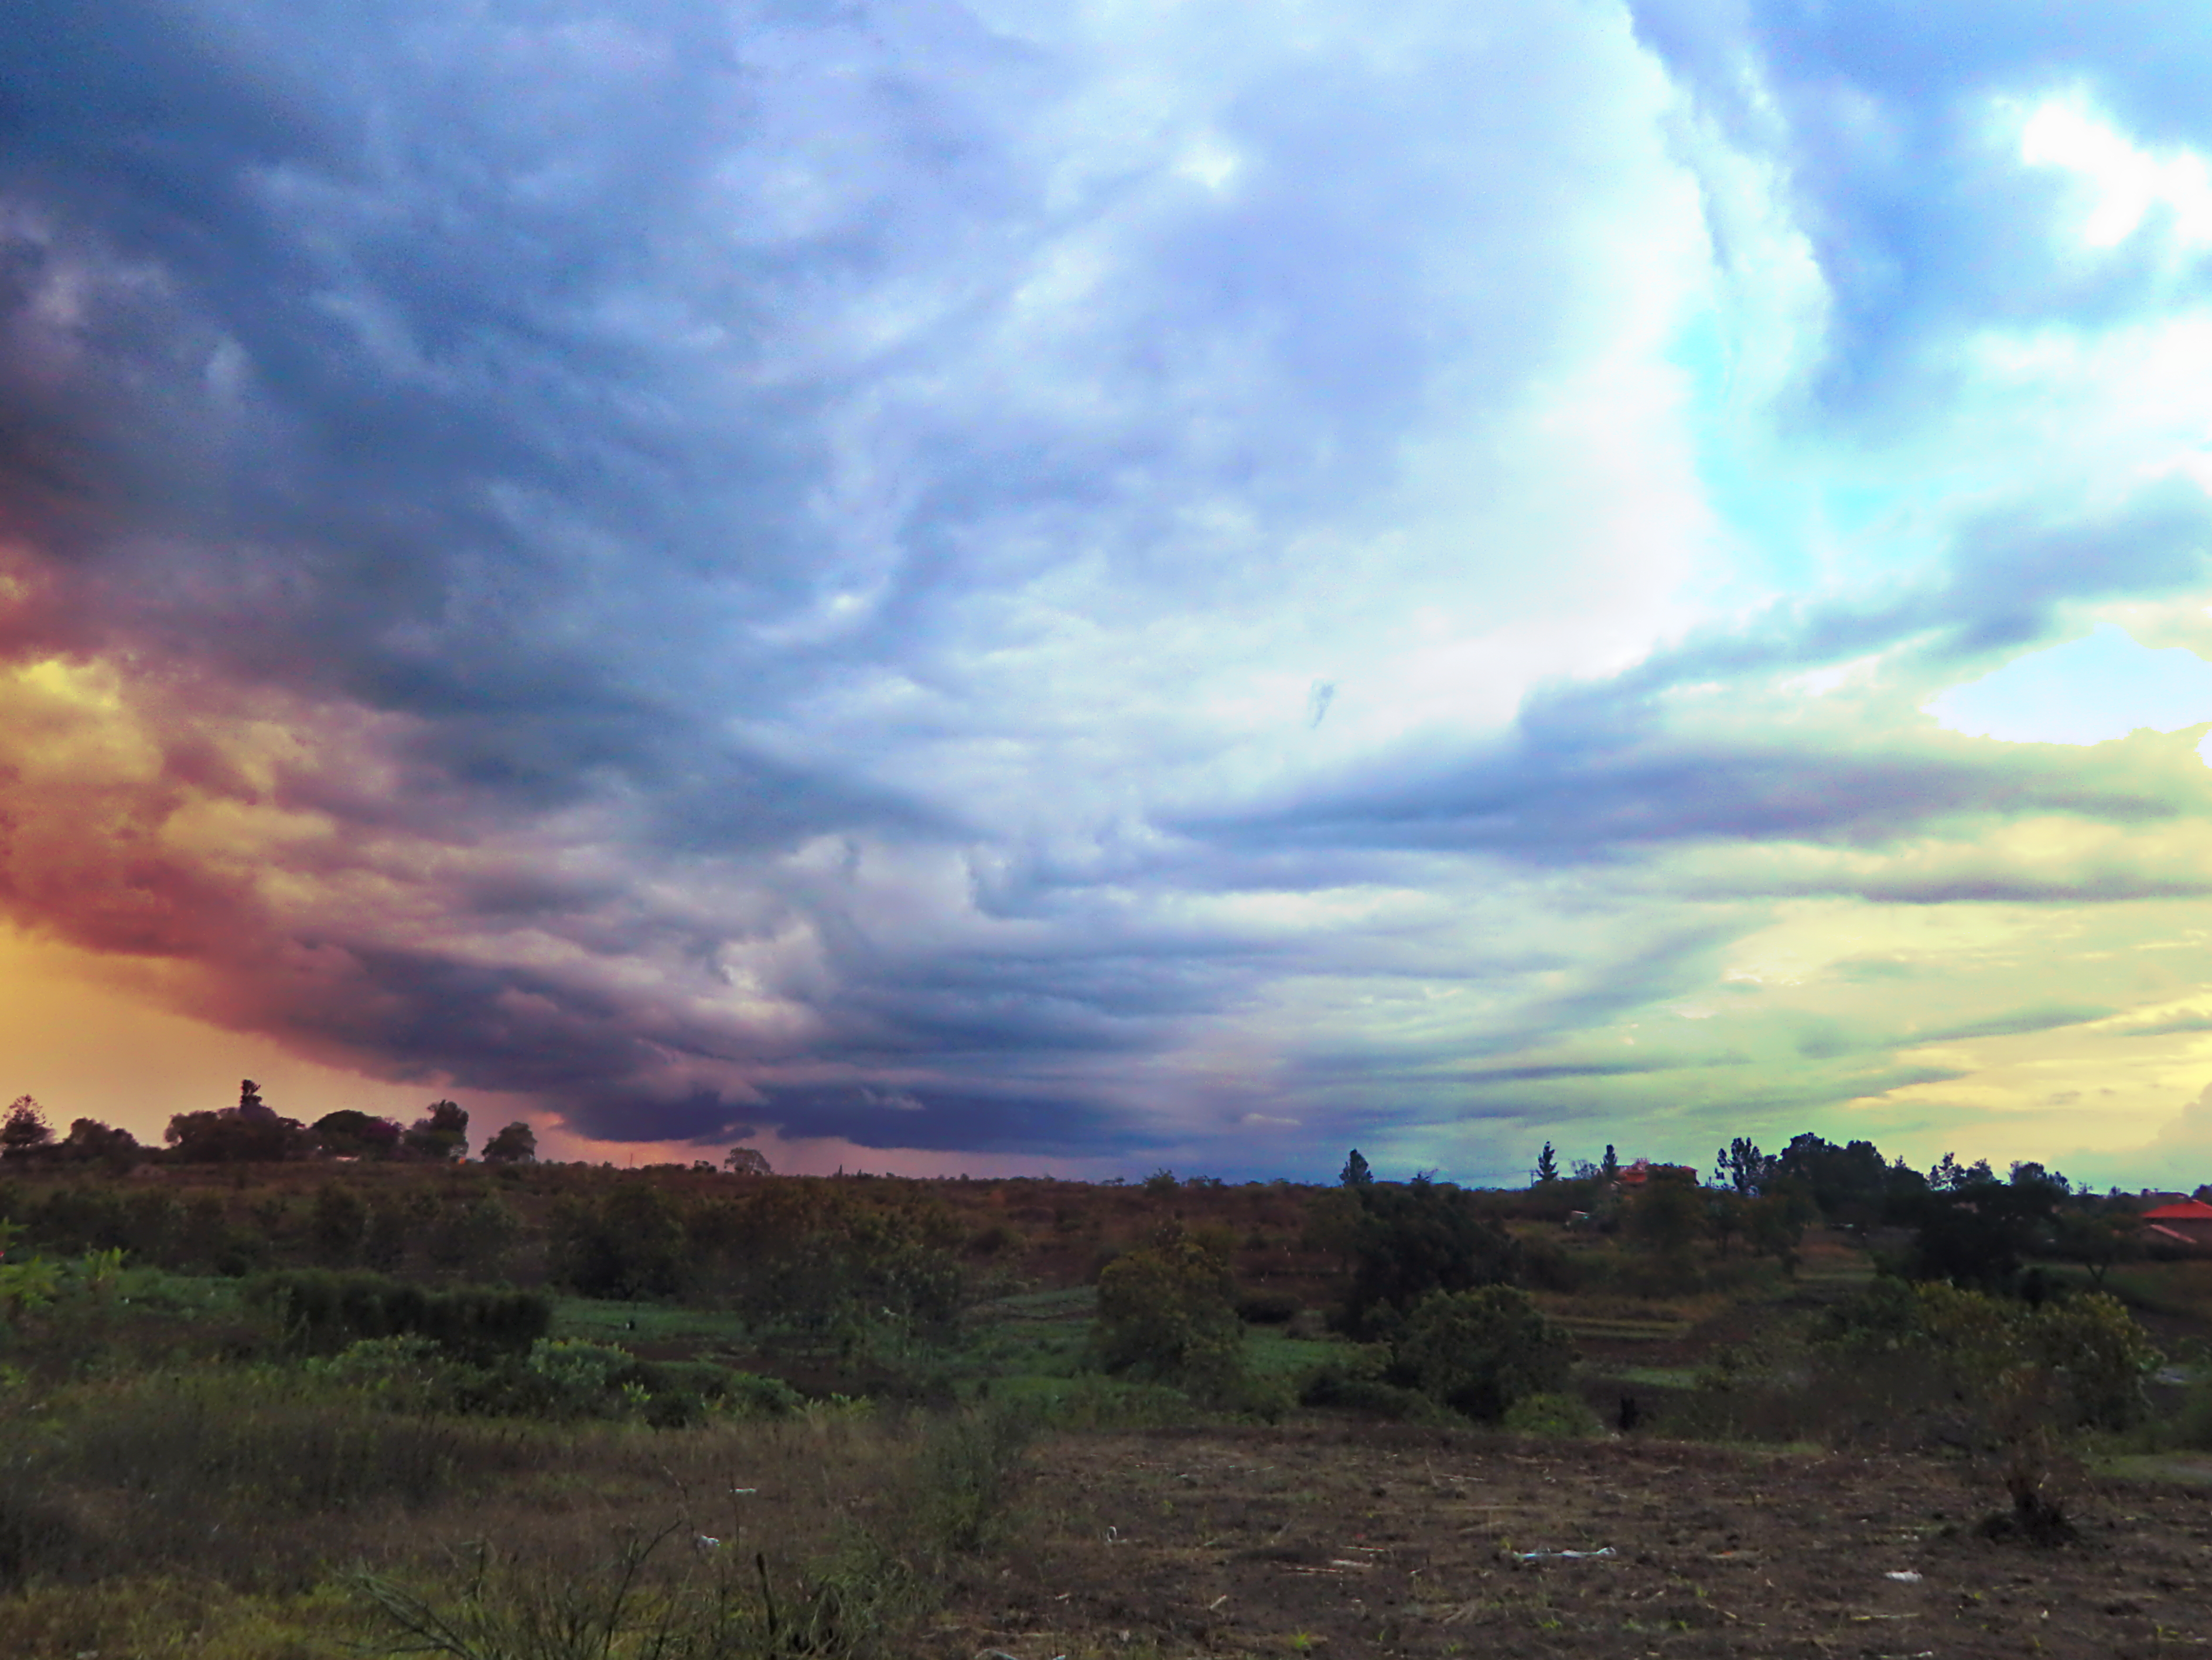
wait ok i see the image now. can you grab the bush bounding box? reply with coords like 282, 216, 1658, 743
1298, 1362, 1450, 1423
1502, 1390, 1603, 1438
1390, 1286, 1574, 1422
1094, 1230, 1248, 1404
247, 1270, 550, 1361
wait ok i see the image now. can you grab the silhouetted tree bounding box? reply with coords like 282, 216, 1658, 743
481, 1121, 538, 1164
313, 1110, 404, 1159
1713, 1136, 1770, 1194
1340, 1149, 1373, 1188
166, 1092, 315, 1162
1533, 1142, 1560, 1184
404, 1101, 470, 1162
1, 1096, 53, 1160
1901, 1168, 2061, 1290
723, 1145, 771, 1176
59, 1118, 140, 1171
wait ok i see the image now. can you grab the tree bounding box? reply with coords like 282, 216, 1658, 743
404, 1101, 470, 1162
1743, 1190, 1811, 1272
1340, 1177, 1522, 1337
723, 1145, 771, 1176
313, 1110, 403, 1159
1901, 1171, 2058, 1290
2050, 1207, 2141, 1287
1706, 1188, 1745, 1256
551, 1183, 687, 1300
1713, 1136, 1770, 1194
1600, 1145, 1620, 1182
1, 1096, 53, 1160
481, 1122, 538, 1165
1340, 1149, 1373, 1188
236, 1079, 271, 1119
1625, 1166, 1705, 1262
1533, 1142, 1560, 1185
166, 1102, 315, 1162
59, 1118, 141, 1171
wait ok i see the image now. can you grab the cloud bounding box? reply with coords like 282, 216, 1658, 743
6, 0, 2212, 1181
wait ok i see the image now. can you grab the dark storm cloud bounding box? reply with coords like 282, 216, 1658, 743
6, 0, 2212, 1177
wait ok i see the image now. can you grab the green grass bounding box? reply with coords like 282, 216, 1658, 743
1598, 1364, 1701, 1391
2100, 1452, 2212, 1485
546, 1296, 750, 1353
1245, 1326, 1340, 1381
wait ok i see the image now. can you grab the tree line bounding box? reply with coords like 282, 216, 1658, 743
2, 1082, 537, 1168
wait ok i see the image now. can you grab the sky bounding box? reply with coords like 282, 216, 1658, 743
9, 1, 2212, 1186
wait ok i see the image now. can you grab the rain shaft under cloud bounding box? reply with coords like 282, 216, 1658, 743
8, 0, 2212, 1182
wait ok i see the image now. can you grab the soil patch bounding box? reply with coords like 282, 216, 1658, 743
944, 1423, 2212, 1658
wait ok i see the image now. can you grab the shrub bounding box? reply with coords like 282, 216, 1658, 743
1298, 1362, 1449, 1423
1502, 1390, 1604, 1438
248, 1270, 550, 1361
1094, 1230, 1248, 1404
1389, 1286, 1574, 1422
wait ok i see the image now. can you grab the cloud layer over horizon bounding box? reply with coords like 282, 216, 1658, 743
9, 0, 2212, 1182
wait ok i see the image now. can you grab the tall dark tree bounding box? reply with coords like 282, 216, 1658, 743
60, 1118, 140, 1170
1600, 1145, 1620, 1181
481, 1121, 538, 1164
1339, 1149, 1373, 1188
313, 1110, 403, 1159
166, 1099, 314, 1162
1340, 1178, 1522, 1337
1533, 1142, 1560, 1184
1900, 1169, 2060, 1290
404, 1101, 470, 1162
1, 1095, 53, 1159
1713, 1137, 1770, 1193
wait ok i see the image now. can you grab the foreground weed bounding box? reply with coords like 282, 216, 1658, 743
351, 1524, 753, 1659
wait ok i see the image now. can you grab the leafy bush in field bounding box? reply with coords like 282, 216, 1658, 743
1873, 1282, 2163, 1432
303, 1331, 804, 1426
1094, 1229, 1247, 1403
1388, 1286, 1575, 1423
1297, 1360, 1450, 1423
686, 1183, 967, 1347
1502, 1390, 1604, 1437
247, 1270, 549, 1361
523, 1336, 640, 1416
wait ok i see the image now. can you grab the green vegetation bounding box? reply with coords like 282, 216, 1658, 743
1, 1112, 2210, 1651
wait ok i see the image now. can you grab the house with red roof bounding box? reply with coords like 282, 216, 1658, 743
2142, 1198, 2212, 1248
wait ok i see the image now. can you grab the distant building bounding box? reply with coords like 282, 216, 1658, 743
2142, 1198, 2212, 1248
1617, 1159, 1696, 1189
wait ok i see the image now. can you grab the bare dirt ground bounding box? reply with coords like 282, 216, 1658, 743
941, 1424, 2212, 1659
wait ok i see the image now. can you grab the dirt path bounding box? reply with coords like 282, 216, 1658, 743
943, 1424, 2212, 1658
